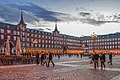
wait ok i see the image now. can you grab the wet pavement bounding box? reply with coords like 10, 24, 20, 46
0, 55, 120, 80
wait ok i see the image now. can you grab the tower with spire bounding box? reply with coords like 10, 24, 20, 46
17, 10, 27, 30
17, 10, 27, 48
52, 20, 60, 36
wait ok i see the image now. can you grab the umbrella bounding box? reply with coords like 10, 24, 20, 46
5, 39, 10, 55
16, 37, 22, 56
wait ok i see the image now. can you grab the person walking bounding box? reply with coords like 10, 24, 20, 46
47, 52, 55, 67
42, 54, 47, 66
41, 52, 44, 65
92, 52, 99, 69
36, 52, 39, 65
100, 53, 106, 70
80, 54, 83, 58
108, 53, 112, 65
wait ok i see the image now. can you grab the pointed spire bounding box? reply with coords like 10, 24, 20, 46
19, 10, 25, 24
54, 20, 59, 32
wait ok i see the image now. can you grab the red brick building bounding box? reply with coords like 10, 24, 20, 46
80, 32, 120, 54
0, 12, 81, 55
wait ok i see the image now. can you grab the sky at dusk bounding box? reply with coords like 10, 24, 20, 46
0, 0, 120, 36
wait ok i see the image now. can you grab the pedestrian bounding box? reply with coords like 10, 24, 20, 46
41, 51, 44, 65
42, 54, 47, 66
100, 53, 106, 70
80, 54, 83, 58
47, 52, 55, 67
92, 51, 99, 69
77, 54, 79, 58
58, 54, 60, 59
36, 52, 39, 65
108, 53, 112, 65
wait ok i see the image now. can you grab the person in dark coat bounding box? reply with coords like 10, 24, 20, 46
36, 52, 39, 65
47, 52, 55, 67
100, 53, 106, 70
41, 52, 44, 65
108, 53, 112, 65
42, 54, 47, 66
92, 52, 99, 69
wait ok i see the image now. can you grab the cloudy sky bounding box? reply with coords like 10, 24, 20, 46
0, 0, 120, 36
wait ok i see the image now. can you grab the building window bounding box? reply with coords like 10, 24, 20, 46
39, 35, 41, 38
35, 44, 37, 47
1, 35, 4, 39
31, 44, 33, 47
1, 29, 4, 33
42, 40, 44, 43
14, 36, 16, 40
23, 32, 25, 36
22, 43, 25, 47
14, 31, 16, 35
27, 38, 29, 42
17, 31, 20, 35
7, 30, 11, 34
31, 38, 33, 42
42, 35, 44, 38
23, 37, 25, 41
46, 45, 48, 48
39, 44, 41, 47
27, 43, 29, 47
39, 39, 41, 43
27, 33, 29, 36
35, 34, 37, 37
7, 35, 10, 40
42, 44, 44, 48
31, 34, 33, 37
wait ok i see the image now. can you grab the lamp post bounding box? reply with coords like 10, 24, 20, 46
90, 32, 97, 53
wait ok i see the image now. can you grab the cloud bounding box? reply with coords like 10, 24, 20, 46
79, 12, 91, 18
0, 3, 71, 26
78, 11, 120, 26
0, 2, 120, 27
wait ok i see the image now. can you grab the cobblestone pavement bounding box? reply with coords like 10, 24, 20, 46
0, 55, 120, 80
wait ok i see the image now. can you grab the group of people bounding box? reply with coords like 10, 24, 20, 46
36, 51, 55, 67
91, 51, 112, 70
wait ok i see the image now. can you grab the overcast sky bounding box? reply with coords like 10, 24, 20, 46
0, 0, 120, 36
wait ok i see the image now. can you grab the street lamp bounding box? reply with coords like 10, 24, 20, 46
90, 32, 97, 53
